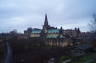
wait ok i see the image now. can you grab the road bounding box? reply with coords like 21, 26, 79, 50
5, 42, 12, 63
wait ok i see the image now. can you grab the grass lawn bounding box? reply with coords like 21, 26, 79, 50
70, 52, 96, 63
58, 56, 74, 63
58, 53, 96, 63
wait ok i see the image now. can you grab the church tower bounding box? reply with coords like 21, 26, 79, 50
41, 14, 50, 38
44, 14, 48, 26
43, 14, 50, 33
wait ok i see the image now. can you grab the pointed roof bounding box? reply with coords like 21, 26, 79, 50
44, 14, 48, 26
57, 27, 65, 38
59, 27, 63, 34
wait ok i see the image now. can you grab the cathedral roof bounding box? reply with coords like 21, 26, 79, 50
48, 29, 59, 33
32, 28, 59, 34
32, 29, 41, 33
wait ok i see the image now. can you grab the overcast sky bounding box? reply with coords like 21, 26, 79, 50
0, 0, 96, 33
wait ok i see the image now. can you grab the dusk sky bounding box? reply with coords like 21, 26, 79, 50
0, 0, 96, 33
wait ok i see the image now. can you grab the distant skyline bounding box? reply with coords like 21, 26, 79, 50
0, 0, 96, 33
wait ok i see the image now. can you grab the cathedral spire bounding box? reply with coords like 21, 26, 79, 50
44, 14, 48, 26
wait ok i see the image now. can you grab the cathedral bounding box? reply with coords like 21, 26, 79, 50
24, 14, 81, 47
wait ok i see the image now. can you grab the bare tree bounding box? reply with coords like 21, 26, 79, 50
89, 14, 96, 33
88, 14, 96, 40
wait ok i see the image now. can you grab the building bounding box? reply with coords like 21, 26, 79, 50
24, 14, 81, 47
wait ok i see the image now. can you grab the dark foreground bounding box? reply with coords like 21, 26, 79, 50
0, 38, 71, 63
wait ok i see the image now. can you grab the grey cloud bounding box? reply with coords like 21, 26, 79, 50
0, 0, 96, 32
